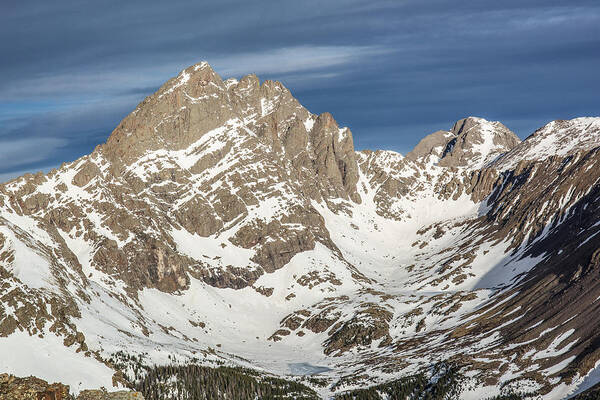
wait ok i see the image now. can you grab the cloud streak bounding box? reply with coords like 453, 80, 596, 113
213, 45, 391, 77
0, 45, 389, 101
0, 137, 66, 170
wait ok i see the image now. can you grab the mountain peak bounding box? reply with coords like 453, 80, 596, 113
406, 116, 520, 169
440, 116, 520, 168
163, 61, 224, 95
96, 60, 362, 205
101, 62, 303, 168
451, 116, 491, 135
193, 60, 212, 70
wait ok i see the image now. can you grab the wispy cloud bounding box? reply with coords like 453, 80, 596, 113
0, 45, 391, 102
211, 45, 391, 77
0, 137, 66, 170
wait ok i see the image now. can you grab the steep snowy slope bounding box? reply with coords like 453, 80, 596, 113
0, 62, 600, 399
494, 117, 600, 170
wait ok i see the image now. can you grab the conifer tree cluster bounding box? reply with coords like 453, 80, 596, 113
133, 364, 319, 400
334, 363, 464, 400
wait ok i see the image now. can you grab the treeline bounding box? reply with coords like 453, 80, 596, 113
334, 363, 463, 400
134, 364, 320, 400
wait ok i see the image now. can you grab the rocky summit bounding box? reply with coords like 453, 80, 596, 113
1, 61, 600, 399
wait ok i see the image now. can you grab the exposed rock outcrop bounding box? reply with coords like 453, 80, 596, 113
0, 374, 143, 400
407, 116, 520, 169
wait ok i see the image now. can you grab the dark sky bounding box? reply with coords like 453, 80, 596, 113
1, 1, 599, 181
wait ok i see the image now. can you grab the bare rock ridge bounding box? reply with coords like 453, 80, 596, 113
0, 373, 143, 400
1, 61, 600, 399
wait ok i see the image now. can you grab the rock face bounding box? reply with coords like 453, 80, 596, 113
440, 117, 520, 168
405, 130, 455, 162
77, 390, 144, 400
0, 374, 143, 400
0, 62, 600, 399
406, 116, 521, 169
0, 374, 70, 400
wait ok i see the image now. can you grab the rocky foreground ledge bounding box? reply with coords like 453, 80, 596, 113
0, 373, 143, 400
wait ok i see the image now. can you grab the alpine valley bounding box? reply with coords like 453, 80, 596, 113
1, 62, 600, 399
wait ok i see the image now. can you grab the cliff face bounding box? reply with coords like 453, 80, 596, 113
1, 62, 600, 399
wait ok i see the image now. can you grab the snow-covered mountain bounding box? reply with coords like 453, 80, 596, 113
1, 62, 600, 399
